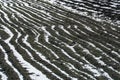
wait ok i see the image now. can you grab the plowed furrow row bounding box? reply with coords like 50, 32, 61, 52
0, 0, 120, 80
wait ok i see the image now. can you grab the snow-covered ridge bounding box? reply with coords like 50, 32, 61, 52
0, 0, 120, 80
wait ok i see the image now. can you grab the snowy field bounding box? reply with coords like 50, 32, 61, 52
0, 0, 120, 80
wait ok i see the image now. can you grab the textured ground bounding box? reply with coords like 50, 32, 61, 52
0, 0, 120, 80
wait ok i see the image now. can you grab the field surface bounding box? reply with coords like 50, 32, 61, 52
0, 0, 120, 80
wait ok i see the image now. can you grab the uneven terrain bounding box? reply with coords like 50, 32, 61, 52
0, 0, 120, 80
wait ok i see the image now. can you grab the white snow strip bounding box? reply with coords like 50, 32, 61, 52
41, 26, 51, 43
111, 51, 120, 58
51, 25, 55, 30
23, 30, 77, 79
99, 68, 113, 80
14, 28, 61, 79
34, 29, 59, 59
83, 64, 101, 77
59, 25, 71, 35
23, 35, 62, 80
83, 64, 113, 80
63, 42, 77, 53
98, 43, 119, 64
3, 25, 49, 80
64, 62, 95, 80
87, 42, 96, 47
0, 71, 8, 80
0, 40, 23, 80
0, 10, 11, 23
22, 35, 34, 58
78, 44, 113, 79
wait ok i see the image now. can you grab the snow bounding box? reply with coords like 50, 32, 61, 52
1, 25, 23, 80
0, 71, 8, 80
22, 34, 62, 79
59, 25, 71, 35
111, 51, 120, 58
41, 26, 51, 43
3, 25, 49, 80
0, 68, 8, 80
83, 64, 101, 77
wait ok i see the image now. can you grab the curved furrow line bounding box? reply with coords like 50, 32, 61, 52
0, 70, 7, 80
31, 27, 87, 79
47, 34, 109, 79
0, 7, 71, 79
3, 12, 69, 79
2, 3, 51, 26
0, 44, 20, 80
73, 45, 114, 80
32, 0, 101, 25
36, 26, 99, 79
0, 9, 12, 24
70, 26, 120, 57
16, 28, 60, 80
19, 5, 65, 25
23, 1, 87, 25
1, 24, 44, 80
78, 17, 120, 34
0, 6, 66, 80
22, 35, 62, 80
64, 26, 120, 78
24, 28, 78, 79
47, 26, 101, 63
72, 27, 120, 63
74, 41, 120, 80
0, 6, 60, 79
75, 43, 119, 79
1, 5, 46, 27
63, 25, 120, 63
51, 25, 119, 79
2, 0, 109, 29
70, 21, 120, 44
72, 26, 120, 57
48, 36, 99, 79
2, 0, 119, 50
14, 1, 78, 24
24, 1, 76, 25
11, 1, 61, 20
0, 0, 120, 80
38, 0, 117, 32
62, 25, 120, 69
50, 25, 74, 45
0, 21, 24, 80
75, 18, 120, 40
54, 0, 120, 20
20, 35, 59, 80
11, 27, 52, 80
2, 3, 91, 79
6, 1, 65, 26
0, 42, 31, 80
0, 15, 51, 79
57, 0, 100, 13
11, 6, 56, 25
0, 34, 24, 80
40, 26, 91, 79
33, 28, 60, 59
22, 30, 62, 79
47, 25, 116, 79
32, 29, 87, 79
